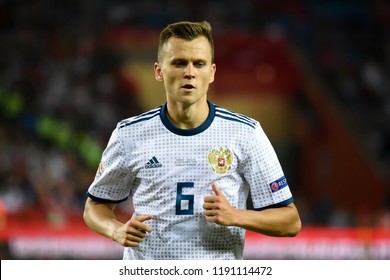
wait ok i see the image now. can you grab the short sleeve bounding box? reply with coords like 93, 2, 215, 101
87, 126, 134, 203
241, 122, 293, 210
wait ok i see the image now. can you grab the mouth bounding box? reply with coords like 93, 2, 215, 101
181, 84, 196, 91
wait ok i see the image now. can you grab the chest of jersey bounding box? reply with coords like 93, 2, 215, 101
122, 123, 247, 218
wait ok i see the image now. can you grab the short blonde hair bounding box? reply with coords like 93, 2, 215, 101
157, 21, 214, 63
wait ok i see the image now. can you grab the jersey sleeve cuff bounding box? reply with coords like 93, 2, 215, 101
87, 191, 128, 204
253, 197, 294, 211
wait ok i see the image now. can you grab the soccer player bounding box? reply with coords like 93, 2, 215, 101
83, 21, 301, 260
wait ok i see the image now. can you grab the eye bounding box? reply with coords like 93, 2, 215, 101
173, 60, 186, 67
195, 61, 206, 68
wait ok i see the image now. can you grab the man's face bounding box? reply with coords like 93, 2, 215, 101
154, 36, 216, 107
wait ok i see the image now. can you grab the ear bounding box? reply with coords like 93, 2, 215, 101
154, 62, 163, 82
209, 63, 216, 83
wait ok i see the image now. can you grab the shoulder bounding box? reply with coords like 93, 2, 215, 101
213, 104, 258, 130
117, 105, 162, 130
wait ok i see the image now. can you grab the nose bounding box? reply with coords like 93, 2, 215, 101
184, 63, 195, 79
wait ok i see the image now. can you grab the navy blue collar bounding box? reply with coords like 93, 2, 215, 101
160, 101, 215, 136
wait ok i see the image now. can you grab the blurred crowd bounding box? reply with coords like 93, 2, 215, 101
0, 0, 144, 221
296, 0, 390, 176
0, 0, 389, 227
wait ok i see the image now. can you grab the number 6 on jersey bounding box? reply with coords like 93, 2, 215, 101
176, 182, 194, 215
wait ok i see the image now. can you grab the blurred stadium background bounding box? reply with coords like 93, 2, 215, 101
0, 0, 389, 259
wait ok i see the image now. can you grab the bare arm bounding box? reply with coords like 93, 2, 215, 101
83, 197, 154, 247
203, 184, 301, 237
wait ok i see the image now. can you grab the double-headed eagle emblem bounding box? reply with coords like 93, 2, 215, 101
208, 146, 234, 174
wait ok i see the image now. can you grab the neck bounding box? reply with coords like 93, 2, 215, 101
166, 101, 209, 129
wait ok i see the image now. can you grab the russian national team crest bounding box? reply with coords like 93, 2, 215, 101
208, 146, 234, 174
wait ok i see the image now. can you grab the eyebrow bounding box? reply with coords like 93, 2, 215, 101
171, 58, 208, 64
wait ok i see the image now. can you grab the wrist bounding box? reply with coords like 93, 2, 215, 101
230, 208, 245, 227
109, 219, 123, 242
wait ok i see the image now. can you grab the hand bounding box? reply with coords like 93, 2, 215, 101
112, 214, 154, 247
203, 183, 237, 226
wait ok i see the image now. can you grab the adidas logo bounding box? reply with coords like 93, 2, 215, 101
145, 156, 162, 169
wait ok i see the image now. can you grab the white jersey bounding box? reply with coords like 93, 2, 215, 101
87, 101, 294, 260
